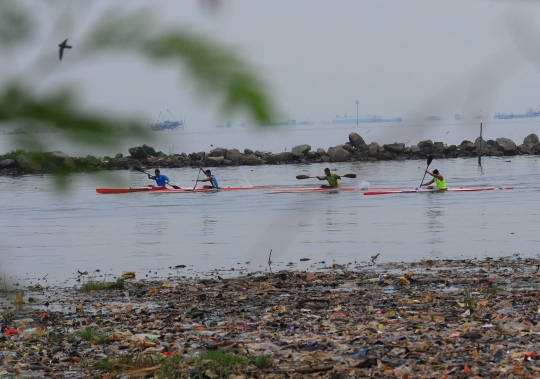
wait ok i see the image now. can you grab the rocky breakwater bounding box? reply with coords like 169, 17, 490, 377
1, 133, 538, 176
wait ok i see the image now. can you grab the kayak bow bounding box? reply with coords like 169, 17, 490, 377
364, 186, 514, 196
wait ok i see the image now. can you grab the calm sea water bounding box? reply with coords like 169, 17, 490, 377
1, 152, 539, 286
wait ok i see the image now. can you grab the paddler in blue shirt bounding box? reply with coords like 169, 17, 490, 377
317, 168, 341, 188
197, 169, 220, 189
148, 169, 170, 188
421, 169, 447, 190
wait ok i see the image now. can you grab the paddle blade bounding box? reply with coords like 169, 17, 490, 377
170, 185, 181, 189
427, 155, 433, 166
342, 174, 357, 178
296, 175, 311, 179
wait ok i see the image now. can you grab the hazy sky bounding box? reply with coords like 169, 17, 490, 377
4, 0, 540, 128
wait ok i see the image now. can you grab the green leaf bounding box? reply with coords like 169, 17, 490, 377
0, 3, 33, 46
85, 9, 276, 122
0, 84, 148, 152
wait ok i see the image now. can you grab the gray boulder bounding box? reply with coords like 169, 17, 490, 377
433, 142, 445, 154
0, 159, 16, 168
342, 143, 355, 153
142, 144, 157, 157
225, 148, 241, 164
204, 156, 224, 167
242, 154, 264, 165
244, 148, 254, 156
47, 151, 76, 170
85, 155, 102, 167
327, 145, 350, 162
222, 159, 233, 166
383, 143, 405, 154
209, 147, 229, 157
459, 140, 476, 152
474, 137, 488, 149
495, 138, 517, 154
418, 140, 433, 149
254, 150, 267, 158
368, 142, 380, 157
524, 133, 539, 147
444, 145, 457, 153
128, 146, 147, 159
376, 151, 393, 161
316, 148, 327, 156
519, 144, 533, 154
291, 144, 311, 158
115, 153, 123, 159
348, 132, 365, 148
410, 145, 421, 154
266, 152, 293, 164
16, 155, 42, 171
188, 152, 203, 161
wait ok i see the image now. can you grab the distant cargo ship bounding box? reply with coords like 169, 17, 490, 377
331, 114, 402, 124
149, 110, 186, 131
493, 107, 540, 120
259, 119, 296, 127
424, 116, 441, 122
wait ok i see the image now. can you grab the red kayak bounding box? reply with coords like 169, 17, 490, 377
96, 187, 164, 194
149, 185, 273, 193
264, 187, 376, 194
364, 186, 514, 196
96, 186, 273, 194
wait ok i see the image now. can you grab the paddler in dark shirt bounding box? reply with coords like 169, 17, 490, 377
420, 169, 447, 190
317, 168, 341, 188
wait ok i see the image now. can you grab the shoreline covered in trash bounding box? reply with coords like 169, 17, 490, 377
2, 255, 540, 378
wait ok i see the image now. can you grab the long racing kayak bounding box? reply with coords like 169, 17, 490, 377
96, 187, 162, 194
148, 186, 273, 193
96, 186, 273, 194
263, 187, 383, 194
364, 186, 514, 196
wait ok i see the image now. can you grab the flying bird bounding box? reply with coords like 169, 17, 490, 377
370, 253, 380, 263
58, 38, 72, 60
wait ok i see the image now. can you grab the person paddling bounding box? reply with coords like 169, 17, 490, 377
147, 169, 170, 188
317, 168, 341, 188
197, 169, 220, 189
420, 169, 447, 190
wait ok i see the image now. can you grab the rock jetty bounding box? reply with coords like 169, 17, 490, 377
1, 133, 538, 175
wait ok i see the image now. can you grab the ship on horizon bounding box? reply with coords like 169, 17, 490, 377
493, 107, 540, 120
259, 119, 296, 127
149, 110, 186, 131
331, 113, 402, 124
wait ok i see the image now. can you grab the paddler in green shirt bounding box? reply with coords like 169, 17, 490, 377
421, 169, 447, 190
317, 168, 341, 188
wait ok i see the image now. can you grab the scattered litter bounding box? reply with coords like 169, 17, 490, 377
1, 255, 539, 377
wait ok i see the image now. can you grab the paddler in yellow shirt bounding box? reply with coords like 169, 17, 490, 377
420, 169, 447, 190
317, 168, 341, 188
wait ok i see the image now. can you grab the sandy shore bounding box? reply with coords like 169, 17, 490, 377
1, 255, 540, 378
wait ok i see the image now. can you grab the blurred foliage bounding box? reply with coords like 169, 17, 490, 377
0, 2, 276, 184
0, 86, 146, 152
0, 148, 26, 162
86, 9, 275, 121
0, 2, 33, 46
